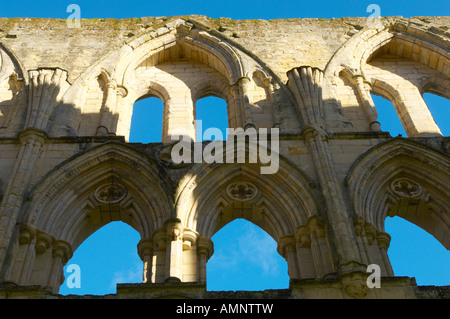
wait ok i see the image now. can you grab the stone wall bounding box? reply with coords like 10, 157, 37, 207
0, 15, 448, 299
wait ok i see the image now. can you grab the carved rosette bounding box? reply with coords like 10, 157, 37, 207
95, 183, 127, 204
226, 182, 258, 201
390, 178, 423, 198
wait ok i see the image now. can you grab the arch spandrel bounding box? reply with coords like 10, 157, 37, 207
20, 141, 174, 249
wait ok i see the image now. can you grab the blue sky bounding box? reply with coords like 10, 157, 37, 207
1, 0, 448, 295
1, 0, 449, 20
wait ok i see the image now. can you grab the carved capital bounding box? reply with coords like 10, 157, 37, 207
26, 68, 69, 130
197, 237, 214, 260
17, 128, 47, 146
18, 224, 36, 245
377, 232, 391, 250
364, 223, 378, 245
52, 240, 73, 263
137, 238, 153, 259
35, 231, 53, 254
307, 216, 326, 238
164, 219, 183, 242
294, 225, 311, 248
353, 217, 366, 236
151, 229, 167, 250
182, 229, 198, 251
277, 235, 296, 257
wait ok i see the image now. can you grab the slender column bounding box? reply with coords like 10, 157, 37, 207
0, 129, 46, 273
151, 229, 167, 283
182, 229, 198, 282
229, 77, 254, 129
294, 225, 316, 278
47, 240, 72, 293
268, 80, 282, 128
353, 75, 381, 131
6, 224, 36, 284
307, 217, 334, 277
29, 231, 53, 286
287, 66, 366, 278
0, 68, 67, 274
277, 235, 299, 279
197, 237, 214, 283
97, 79, 118, 135
353, 217, 370, 266
137, 238, 153, 283
377, 232, 394, 276
165, 220, 184, 281
229, 84, 245, 128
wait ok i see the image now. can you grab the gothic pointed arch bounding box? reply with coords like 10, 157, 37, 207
171, 144, 339, 281
56, 18, 295, 140
0, 42, 27, 133
20, 141, 174, 249
346, 138, 450, 249
174, 148, 320, 240
324, 18, 450, 136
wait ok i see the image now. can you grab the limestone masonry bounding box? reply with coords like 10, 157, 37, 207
0, 15, 449, 299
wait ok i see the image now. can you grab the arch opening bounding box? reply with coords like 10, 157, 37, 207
195, 96, 228, 142
59, 221, 143, 296
206, 218, 289, 291
385, 216, 450, 286
422, 93, 450, 136
370, 93, 406, 137
129, 96, 164, 143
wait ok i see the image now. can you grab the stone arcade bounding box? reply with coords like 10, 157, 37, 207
0, 15, 448, 299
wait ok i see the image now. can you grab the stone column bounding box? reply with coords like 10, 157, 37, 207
47, 240, 72, 293
377, 232, 393, 276
0, 129, 46, 274
97, 79, 118, 135
137, 238, 153, 283
229, 77, 254, 129
29, 231, 53, 286
0, 68, 68, 275
165, 220, 184, 282
151, 229, 166, 283
277, 235, 299, 279
197, 237, 214, 283
6, 224, 36, 284
104, 84, 128, 138
287, 66, 366, 282
294, 225, 316, 279
353, 75, 381, 132
307, 217, 334, 277
182, 229, 198, 282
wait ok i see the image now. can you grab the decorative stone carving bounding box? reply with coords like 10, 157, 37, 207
18, 224, 36, 245
341, 271, 369, 299
226, 182, 258, 201
390, 178, 423, 198
35, 232, 53, 254
95, 183, 127, 204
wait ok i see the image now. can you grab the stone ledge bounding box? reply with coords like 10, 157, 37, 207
1, 278, 448, 299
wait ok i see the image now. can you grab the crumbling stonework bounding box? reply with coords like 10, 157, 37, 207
0, 15, 448, 299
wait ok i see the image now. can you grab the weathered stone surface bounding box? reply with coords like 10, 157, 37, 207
0, 15, 448, 299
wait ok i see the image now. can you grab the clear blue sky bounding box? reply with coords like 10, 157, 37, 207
1, 0, 448, 295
